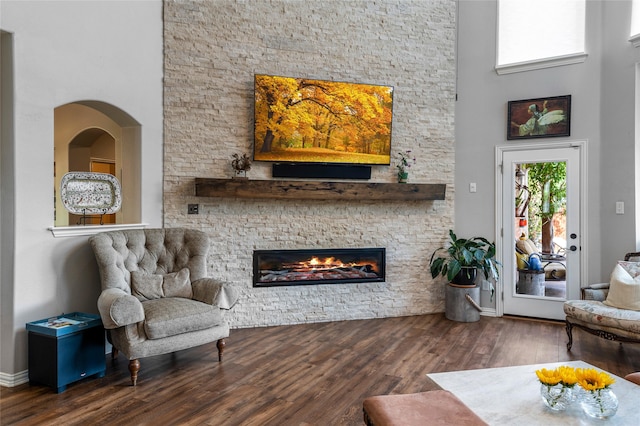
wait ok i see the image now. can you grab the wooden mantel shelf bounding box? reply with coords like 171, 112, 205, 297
195, 178, 446, 201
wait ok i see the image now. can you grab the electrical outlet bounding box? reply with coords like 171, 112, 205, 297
469, 182, 477, 193
188, 204, 199, 214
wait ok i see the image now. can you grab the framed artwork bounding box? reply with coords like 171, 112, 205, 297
507, 95, 571, 140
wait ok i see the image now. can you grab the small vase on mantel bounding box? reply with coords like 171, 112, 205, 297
233, 169, 248, 179
398, 172, 408, 183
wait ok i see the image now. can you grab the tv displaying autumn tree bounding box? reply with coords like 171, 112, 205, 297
254, 74, 393, 165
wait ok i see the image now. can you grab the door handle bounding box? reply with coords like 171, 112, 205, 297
569, 245, 577, 251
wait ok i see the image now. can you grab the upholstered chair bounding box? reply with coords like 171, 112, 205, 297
564, 252, 640, 350
89, 228, 239, 385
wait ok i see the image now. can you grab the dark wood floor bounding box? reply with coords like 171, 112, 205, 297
2, 314, 639, 425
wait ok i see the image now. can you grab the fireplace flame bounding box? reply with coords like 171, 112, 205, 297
304, 256, 353, 269
293, 256, 371, 272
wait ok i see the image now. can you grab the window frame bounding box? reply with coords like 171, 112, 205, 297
495, 53, 588, 75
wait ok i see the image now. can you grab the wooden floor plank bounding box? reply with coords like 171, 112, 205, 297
2, 314, 639, 425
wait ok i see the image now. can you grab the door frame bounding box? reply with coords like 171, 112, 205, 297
494, 140, 587, 317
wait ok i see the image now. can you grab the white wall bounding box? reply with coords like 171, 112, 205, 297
600, 1, 640, 267
0, 1, 163, 378
1, 29, 17, 384
454, 0, 632, 306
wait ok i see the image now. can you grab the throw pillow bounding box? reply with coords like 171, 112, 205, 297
603, 263, 640, 311
130, 268, 193, 301
163, 268, 193, 299
516, 239, 538, 255
131, 271, 164, 301
617, 260, 640, 278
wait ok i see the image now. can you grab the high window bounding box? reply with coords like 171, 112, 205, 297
631, 0, 640, 46
497, 0, 587, 74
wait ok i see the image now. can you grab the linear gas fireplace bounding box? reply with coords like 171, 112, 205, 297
253, 248, 385, 287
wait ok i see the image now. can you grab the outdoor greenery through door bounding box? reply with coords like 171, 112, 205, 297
516, 162, 567, 256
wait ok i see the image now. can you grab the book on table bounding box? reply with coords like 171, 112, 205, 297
26, 312, 102, 337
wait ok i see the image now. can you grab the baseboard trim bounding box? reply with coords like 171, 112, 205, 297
503, 314, 564, 325
0, 370, 29, 388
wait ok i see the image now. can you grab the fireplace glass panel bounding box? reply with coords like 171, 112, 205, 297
253, 248, 385, 287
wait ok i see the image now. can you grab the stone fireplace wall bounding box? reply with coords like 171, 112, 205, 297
163, 0, 456, 328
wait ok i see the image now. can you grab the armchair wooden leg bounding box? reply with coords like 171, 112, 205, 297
129, 359, 140, 386
216, 338, 226, 362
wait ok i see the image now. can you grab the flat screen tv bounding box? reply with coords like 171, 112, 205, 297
254, 74, 393, 165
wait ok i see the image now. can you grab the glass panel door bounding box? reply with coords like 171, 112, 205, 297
501, 146, 581, 320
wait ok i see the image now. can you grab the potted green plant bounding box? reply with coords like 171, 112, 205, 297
429, 229, 500, 286
429, 230, 501, 322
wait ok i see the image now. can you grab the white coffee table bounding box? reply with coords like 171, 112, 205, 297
428, 361, 639, 425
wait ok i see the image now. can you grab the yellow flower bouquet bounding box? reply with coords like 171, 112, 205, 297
535, 366, 577, 411
574, 368, 615, 390
535, 366, 618, 418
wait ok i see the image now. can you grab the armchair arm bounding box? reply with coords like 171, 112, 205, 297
582, 282, 610, 302
587, 282, 610, 289
192, 278, 239, 309
97, 288, 145, 329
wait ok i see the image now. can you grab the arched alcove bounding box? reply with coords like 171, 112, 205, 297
54, 101, 141, 227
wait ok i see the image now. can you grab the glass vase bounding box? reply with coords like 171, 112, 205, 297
540, 383, 574, 411
580, 388, 618, 419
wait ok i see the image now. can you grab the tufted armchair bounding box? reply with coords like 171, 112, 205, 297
89, 228, 239, 385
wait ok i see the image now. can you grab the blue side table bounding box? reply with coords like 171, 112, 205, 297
26, 312, 106, 393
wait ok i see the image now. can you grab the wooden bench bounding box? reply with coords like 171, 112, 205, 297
363, 390, 488, 426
